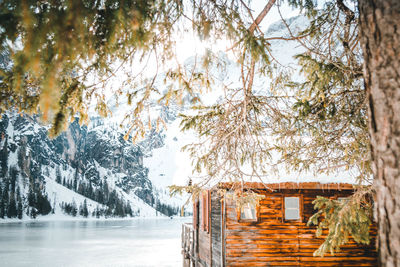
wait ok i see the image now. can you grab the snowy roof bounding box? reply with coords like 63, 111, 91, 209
217, 182, 355, 191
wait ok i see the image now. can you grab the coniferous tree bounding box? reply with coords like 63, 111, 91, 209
95, 206, 100, 218
103, 180, 109, 204
9, 166, 18, 193
56, 166, 62, 184
358, 1, 400, 264
82, 199, 88, 218
30, 208, 37, 219
27, 186, 35, 207
0, 186, 4, 219
7, 192, 17, 218
0, 137, 8, 177
17, 146, 26, 177
73, 170, 78, 191
2, 187, 9, 218
126, 202, 133, 217
71, 201, 77, 217
88, 182, 93, 200
36, 191, 52, 215
16, 187, 23, 219
78, 202, 84, 217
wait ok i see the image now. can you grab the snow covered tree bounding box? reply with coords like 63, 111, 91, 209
79, 199, 89, 218
82, 199, 89, 218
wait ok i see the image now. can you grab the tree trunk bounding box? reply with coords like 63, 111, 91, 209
358, 0, 400, 266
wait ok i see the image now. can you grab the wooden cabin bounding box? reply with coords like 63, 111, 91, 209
181, 182, 377, 267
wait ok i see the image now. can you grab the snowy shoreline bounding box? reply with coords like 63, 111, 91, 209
0, 214, 191, 224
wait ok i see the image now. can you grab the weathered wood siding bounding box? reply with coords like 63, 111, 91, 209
211, 192, 223, 267
198, 193, 211, 267
224, 189, 378, 266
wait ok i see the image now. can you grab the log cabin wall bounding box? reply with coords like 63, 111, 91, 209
223, 189, 378, 267
211, 192, 223, 267
198, 191, 212, 267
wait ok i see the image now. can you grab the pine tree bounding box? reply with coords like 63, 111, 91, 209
82, 199, 88, 218
126, 202, 133, 217
73, 172, 78, 191
71, 201, 77, 217
56, 166, 62, 184
30, 208, 37, 219
27, 186, 35, 207
358, 1, 400, 264
16, 187, 23, 219
78, 202, 84, 217
9, 167, 18, 193
7, 192, 17, 218
17, 146, 26, 177
36, 191, 52, 215
95, 206, 101, 218
102, 180, 109, 204
0, 186, 4, 219
0, 137, 8, 177
2, 187, 9, 218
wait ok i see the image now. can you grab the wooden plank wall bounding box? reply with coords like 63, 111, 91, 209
211, 192, 223, 267
198, 194, 211, 267
224, 189, 378, 267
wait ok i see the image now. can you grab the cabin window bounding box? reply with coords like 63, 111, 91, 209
284, 196, 300, 221
240, 203, 257, 221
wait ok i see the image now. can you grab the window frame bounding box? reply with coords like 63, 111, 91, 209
282, 194, 303, 222
237, 200, 260, 223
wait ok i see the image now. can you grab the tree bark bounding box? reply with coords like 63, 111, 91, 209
358, 0, 400, 266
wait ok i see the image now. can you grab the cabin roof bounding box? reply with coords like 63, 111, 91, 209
217, 182, 354, 191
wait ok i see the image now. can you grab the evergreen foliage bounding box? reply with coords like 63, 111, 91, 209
0, 137, 8, 176
16, 187, 23, 219
308, 188, 373, 256
0, 0, 183, 136
60, 201, 78, 217
0, 186, 4, 218
55, 166, 62, 184
60, 177, 139, 218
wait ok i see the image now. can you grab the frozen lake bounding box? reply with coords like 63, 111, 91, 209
0, 218, 190, 267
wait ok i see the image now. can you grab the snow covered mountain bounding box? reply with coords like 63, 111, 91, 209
0, 110, 177, 219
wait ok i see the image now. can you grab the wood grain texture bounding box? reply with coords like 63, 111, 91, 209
186, 185, 377, 266
211, 192, 222, 267
223, 189, 378, 266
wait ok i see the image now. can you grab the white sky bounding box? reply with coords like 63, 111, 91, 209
174, 1, 300, 62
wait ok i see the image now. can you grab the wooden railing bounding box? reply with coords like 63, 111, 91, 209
182, 222, 195, 262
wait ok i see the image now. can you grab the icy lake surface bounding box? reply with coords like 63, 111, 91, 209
0, 218, 190, 267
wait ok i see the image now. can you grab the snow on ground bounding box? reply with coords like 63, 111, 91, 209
143, 119, 196, 207
144, 120, 195, 188
0, 176, 163, 223
45, 177, 101, 214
